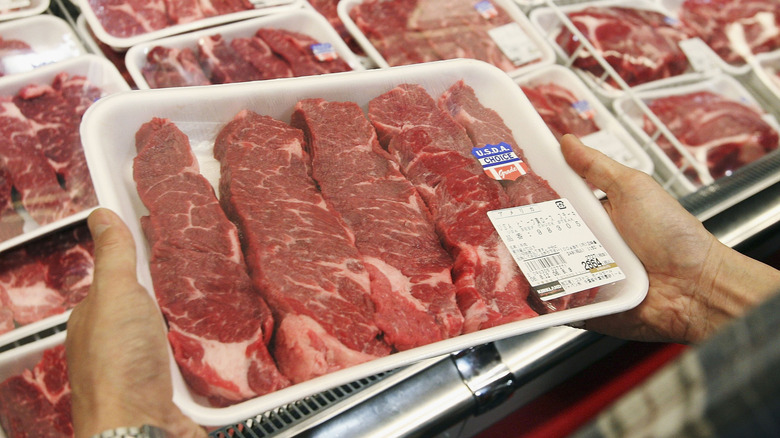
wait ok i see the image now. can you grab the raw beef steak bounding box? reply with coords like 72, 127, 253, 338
291, 98, 463, 350
520, 82, 600, 141
134, 118, 289, 406
87, 0, 171, 38
0, 166, 23, 241
230, 36, 293, 80
556, 6, 691, 87
679, 0, 780, 64
350, 0, 520, 71
439, 80, 599, 311
643, 90, 779, 183
306, 0, 364, 54
0, 345, 73, 438
369, 84, 539, 333
197, 34, 263, 84
215, 110, 391, 383
142, 46, 212, 88
0, 223, 93, 332
14, 75, 99, 213
0, 96, 73, 226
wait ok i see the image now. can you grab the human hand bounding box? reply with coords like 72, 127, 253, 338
66, 208, 207, 438
561, 135, 780, 343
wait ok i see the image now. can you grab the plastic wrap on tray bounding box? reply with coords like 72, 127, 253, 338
0, 15, 86, 78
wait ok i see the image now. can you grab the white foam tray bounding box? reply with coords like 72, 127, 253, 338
0, 15, 86, 77
0, 331, 65, 438
337, 0, 555, 78
0, 54, 130, 255
80, 59, 647, 426
529, 0, 713, 102
748, 51, 780, 117
125, 9, 365, 90
516, 64, 654, 181
0, 0, 48, 22
77, 0, 304, 50
613, 73, 780, 198
660, 0, 773, 76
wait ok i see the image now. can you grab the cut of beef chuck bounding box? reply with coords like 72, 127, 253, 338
291, 98, 463, 350
197, 34, 264, 84
0, 96, 73, 226
215, 109, 391, 383
643, 90, 779, 183
555, 6, 691, 87
439, 80, 599, 312
369, 84, 539, 333
133, 117, 289, 407
87, 0, 171, 38
230, 36, 293, 80
0, 345, 73, 438
679, 0, 780, 65
142, 46, 212, 88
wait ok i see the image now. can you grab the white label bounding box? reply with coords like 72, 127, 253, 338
488, 199, 625, 301
679, 38, 721, 72
488, 23, 542, 66
581, 130, 639, 169
0, 0, 30, 9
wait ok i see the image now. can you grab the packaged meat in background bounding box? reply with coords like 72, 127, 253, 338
0, 333, 72, 438
0, 55, 129, 253
0, 0, 48, 22
530, 0, 707, 100
339, 0, 554, 76
306, 0, 365, 55
79, 59, 648, 425
0, 222, 93, 344
662, 0, 780, 66
516, 65, 653, 185
615, 74, 780, 197
79, 0, 302, 49
0, 16, 86, 78
125, 10, 363, 89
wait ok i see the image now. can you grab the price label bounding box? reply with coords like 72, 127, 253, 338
488, 23, 542, 66
488, 198, 625, 300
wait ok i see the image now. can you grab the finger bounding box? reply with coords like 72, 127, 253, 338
560, 134, 633, 197
87, 208, 139, 288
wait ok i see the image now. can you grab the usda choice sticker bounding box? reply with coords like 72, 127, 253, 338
472, 142, 529, 181
488, 198, 625, 301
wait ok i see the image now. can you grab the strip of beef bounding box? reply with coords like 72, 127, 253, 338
439, 80, 599, 311
519, 82, 600, 141
134, 117, 289, 407
369, 84, 539, 333
197, 34, 264, 84
291, 98, 463, 350
87, 0, 171, 38
0, 345, 72, 438
0, 96, 73, 225
230, 36, 293, 80
142, 46, 211, 88
255, 28, 351, 76
214, 110, 391, 383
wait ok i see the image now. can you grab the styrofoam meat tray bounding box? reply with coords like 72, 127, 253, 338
337, 0, 555, 78
0, 331, 65, 438
125, 9, 365, 90
613, 73, 780, 198
77, 0, 304, 50
529, 0, 716, 102
0, 54, 130, 255
80, 59, 648, 426
747, 51, 780, 117
516, 64, 654, 180
0, 15, 86, 77
660, 0, 773, 76
0, 0, 48, 22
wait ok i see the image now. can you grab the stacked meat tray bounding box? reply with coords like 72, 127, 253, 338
0, 0, 779, 436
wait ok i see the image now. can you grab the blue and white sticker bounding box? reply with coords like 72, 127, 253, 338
471, 142, 529, 181
474, 0, 498, 19
571, 99, 596, 120
310, 43, 339, 62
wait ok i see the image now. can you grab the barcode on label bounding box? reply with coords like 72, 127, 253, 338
525, 254, 566, 272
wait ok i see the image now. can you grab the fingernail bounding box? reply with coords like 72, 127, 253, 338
88, 209, 112, 239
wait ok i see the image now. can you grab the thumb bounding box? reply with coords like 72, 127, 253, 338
560, 134, 631, 197
87, 208, 139, 292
